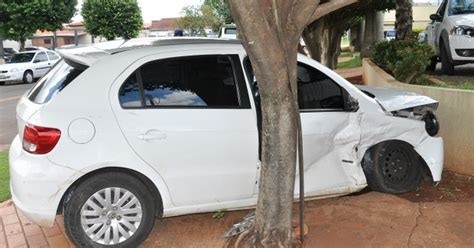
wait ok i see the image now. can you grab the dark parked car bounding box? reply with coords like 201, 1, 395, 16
3, 48, 18, 62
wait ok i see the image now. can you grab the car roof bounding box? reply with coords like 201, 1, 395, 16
15, 51, 38, 55
58, 37, 243, 67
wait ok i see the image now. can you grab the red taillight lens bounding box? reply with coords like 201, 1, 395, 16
23, 125, 61, 154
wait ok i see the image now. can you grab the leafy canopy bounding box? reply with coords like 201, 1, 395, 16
177, 5, 220, 35
82, 0, 143, 40
0, 0, 77, 41
204, 0, 233, 24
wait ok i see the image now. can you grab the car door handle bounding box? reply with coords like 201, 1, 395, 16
138, 130, 167, 140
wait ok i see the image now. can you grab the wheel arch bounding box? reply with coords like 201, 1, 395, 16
362, 139, 432, 180
57, 167, 164, 218
23, 69, 33, 78
439, 30, 453, 63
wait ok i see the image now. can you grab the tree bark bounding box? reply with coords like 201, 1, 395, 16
0, 36, 4, 62
374, 11, 385, 42
303, 17, 345, 69
361, 9, 375, 58
19, 38, 26, 52
395, 0, 413, 40
349, 25, 360, 52
226, 0, 358, 246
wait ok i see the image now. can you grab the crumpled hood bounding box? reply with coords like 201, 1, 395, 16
356, 85, 438, 112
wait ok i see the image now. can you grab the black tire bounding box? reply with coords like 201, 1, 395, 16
63, 172, 156, 248
440, 43, 454, 75
427, 56, 437, 72
0, 82, 4, 86
362, 141, 423, 194
22, 70, 33, 84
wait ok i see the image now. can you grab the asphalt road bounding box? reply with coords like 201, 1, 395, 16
0, 83, 34, 145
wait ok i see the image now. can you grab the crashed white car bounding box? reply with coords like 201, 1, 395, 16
9, 38, 443, 247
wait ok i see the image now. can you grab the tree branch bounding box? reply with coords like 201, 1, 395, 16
309, 0, 358, 23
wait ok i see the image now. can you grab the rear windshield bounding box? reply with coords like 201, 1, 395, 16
28, 60, 86, 104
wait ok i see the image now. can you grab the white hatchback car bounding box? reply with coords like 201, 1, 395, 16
0, 50, 61, 85
427, 0, 474, 74
9, 38, 444, 247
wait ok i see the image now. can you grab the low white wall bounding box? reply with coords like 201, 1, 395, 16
363, 58, 474, 176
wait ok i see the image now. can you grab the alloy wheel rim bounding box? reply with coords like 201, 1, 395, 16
80, 187, 142, 245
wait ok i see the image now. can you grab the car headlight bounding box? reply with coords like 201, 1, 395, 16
10, 68, 19, 72
422, 111, 440, 137
451, 26, 473, 36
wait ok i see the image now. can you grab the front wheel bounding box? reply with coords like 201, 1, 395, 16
22, 70, 33, 84
440, 43, 454, 75
63, 172, 156, 247
362, 141, 423, 194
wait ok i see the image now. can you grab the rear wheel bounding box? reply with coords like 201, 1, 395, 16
440, 43, 454, 75
22, 70, 33, 84
64, 172, 156, 247
362, 141, 423, 194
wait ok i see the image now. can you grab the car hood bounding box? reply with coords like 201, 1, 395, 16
0, 63, 29, 70
356, 85, 438, 112
450, 14, 474, 26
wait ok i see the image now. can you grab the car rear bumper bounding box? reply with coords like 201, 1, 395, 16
9, 135, 79, 227
414, 136, 444, 183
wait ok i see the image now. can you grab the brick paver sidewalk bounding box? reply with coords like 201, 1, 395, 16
0, 200, 74, 248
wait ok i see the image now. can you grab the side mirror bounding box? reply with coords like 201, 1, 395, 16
430, 13, 442, 22
345, 95, 359, 112
33, 59, 41, 63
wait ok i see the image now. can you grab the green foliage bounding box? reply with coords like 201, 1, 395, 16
0, 0, 77, 43
412, 28, 425, 39
177, 5, 220, 36
337, 55, 362, 69
204, 0, 233, 24
0, 152, 10, 202
212, 209, 226, 219
82, 0, 143, 40
373, 40, 435, 83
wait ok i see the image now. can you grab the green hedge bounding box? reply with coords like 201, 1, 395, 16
372, 40, 434, 84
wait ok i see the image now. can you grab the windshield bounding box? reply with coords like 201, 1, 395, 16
450, 0, 474, 15
9, 53, 35, 63
386, 31, 396, 37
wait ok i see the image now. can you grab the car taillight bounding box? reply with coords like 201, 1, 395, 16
23, 125, 61, 154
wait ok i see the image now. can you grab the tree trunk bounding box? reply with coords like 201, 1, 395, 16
349, 25, 360, 52
395, 0, 413, 40
357, 20, 365, 52
361, 9, 376, 58
225, 0, 358, 246
303, 17, 344, 69
0, 36, 4, 62
374, 11, 385, 42
19, 38, 26, 52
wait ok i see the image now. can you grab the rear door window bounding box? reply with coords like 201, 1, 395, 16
35, 52, 48, 62
119, 55, 249, 108
28, 60, 86, 104
47, 51, 60, 60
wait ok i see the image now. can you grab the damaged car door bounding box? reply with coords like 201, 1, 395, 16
296, 62, 364, 196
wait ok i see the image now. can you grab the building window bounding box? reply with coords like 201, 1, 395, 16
44, 39, 51, 45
